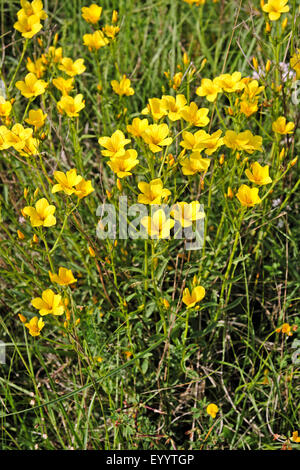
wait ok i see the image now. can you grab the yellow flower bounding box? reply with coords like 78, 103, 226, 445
196, 78, 222, 102
59, 58, 86, 77
0, 97, 12, 118
262, 0, 289, 21
16, 73, 48, 98
74, 178, 94, 199
57, 94, 85, 117
236, 184, 261, 207
206, 403, 219, 418
183, 129, 223, 155
291, 431, 300, 443
0, 123, 31, 151
215, 72, 245, 93
138, 178, 171, 205
172, 71, 183, 90
171, 201, 204, 227
52, 168, 83, 195
17, 230, 25, 240
98, 130, 131, 158
127, 118, 149, 137
290, 50, 300, 78
19, 313, 27, 323
18, 0, 48, 21
272, 116, 295, 135
245, 162, 272, 185
141, 97, 168, 121
14, 13, 42, 38
182, 285, 205, 308
112, 10, 118, 23
49, 267, 77, 286
227, 187, 234, 199
88, 245, 96, 257
45, 46, 63, 64
111, 75, 134, 96
23, 198, 56, 227
83, 30, 109, 51
107, 149, 139, 178
25, 316, 45, 337
25, 109, 47, 130
31, 289, 65, 316
224, 130, 263, 154
161, 94, 187, 121
183, 0, 206, 5
142, 123, 172, 153
26, 57, 45, 78
141, 209, 175, 239
102, 25, 120, 39
241, 80, 264, 101
81, 4, 102, 24
276, 323, 293, 336
52, 77, 74, 95
180, 102, 209, 127
239, 100, 258, 117
180, 152, 211, 175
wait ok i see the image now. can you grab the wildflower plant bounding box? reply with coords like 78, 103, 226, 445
0, 0, 299, 451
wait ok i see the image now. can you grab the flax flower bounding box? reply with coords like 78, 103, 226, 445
180, 153, 211, 175
25, 109, 47, 130
52, 168, 83, 195
171, 201, 204, 227
18, 0, 48, 21
107, 149, 139, 178
23, 198, 56, 227
26, 57, 45, 78
236, 184, 261, 207
161, 94, 187, 121
74, 178, 94, 199
245, 162, 272, 185
98, 130, 131, 158
196, 78, 222, 102
31, 289, 65, 316
49, 267, 77, 286
52, 77, 74, 95
3, 123, 33, 151
83, 30, 109, 51
262, 0, 289, 21
16, 73, 48, 98
180, 102, 209, 127
181, 129, 223, 155
141, 98, 168, 121
215, 72, 245, 93
206, 404, 219, 418
59, 58, 86, 77
57, 94, 85, 117
272, 116, 295, 135
0, 97, 12, 118
141, 209, 174, 239
182, 285, 205, 308
111, 75, 134, 96
127, 118, 149, 137
14, 13, 42, 38
81, 4, 102, 24
102, 25, 120, 39
290, 50, 300, 78
223, 130, 262, 154
138, 178, 171, 205
142, 123, 172, 153
25, 316, 45, 337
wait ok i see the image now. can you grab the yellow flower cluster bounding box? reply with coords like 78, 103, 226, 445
14, 0, 47, 39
